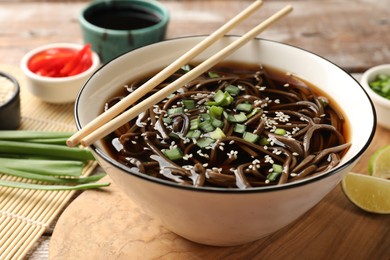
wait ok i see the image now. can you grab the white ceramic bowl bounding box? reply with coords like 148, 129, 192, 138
360, 64, 390, 129
75, 36, 376, 246
20, 43, 100, 103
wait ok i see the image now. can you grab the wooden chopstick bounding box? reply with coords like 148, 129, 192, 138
67, 0, 264, 147
79, 5, 293, 147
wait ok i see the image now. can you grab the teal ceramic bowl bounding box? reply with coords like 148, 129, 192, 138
79, 0, 170, 63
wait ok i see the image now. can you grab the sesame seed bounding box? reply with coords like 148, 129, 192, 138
183, 154, 193, 160
272, 149, 282, 155
264, 155, 274, 164
252, 159, 260, 164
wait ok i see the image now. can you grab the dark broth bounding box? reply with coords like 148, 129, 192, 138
102, 62, 350, 189
84, 3, 161, 30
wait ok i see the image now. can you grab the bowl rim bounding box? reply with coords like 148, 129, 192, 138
360, 64, 390, 108
0, 71, 20, 109
75, 36, 377, 193
20, 42, 100, 82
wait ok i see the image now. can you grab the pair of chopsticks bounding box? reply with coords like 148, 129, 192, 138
67, 1, 293, 147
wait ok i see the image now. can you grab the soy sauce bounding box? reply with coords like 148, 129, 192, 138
84, 3, 161, 30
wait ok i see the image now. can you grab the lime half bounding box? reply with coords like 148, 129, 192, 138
341, 172, 390, 214
369, 145, 390, 179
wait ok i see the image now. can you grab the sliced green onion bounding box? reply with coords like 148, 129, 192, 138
199, 121, 215, 132
208, 71, 219, 78
209, 105, 223, 118
181, 64, 191, 72
213, 90, 226, 104
219, 91, 234, 107
273, 164, 283, 173
186, 130, 202, 139
318, 97, 329, 107
163, 147, 183, 160
167, 107, 184, 115
196, 137, 215, 148
233, 123, 246, 134
246, 107, 261, 119
211, 118, 224, 128
190, 118, 200, 130
259, 136, 269, 146
205, 101, 219, 106
234, 112, 248, 123
225, 84, 240, 96
209, 127, 226, 140
183, 99, 196, 110
236, 103, 253, 112
162, 117, 173, 124
226, 112, 247, 123
209, 90, 234, 107
274, 128, 287, 135
243, 132, 259, 143
267, 171, 281, 182
369, 73, 390, 99
267, 164, 283, 182
200, 113, 211, 121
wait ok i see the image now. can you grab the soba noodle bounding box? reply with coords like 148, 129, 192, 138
102, 62, 350, 189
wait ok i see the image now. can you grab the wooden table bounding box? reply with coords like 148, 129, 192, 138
0, 1, 389, 259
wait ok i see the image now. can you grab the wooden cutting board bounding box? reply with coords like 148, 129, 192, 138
49, 126, 390, 260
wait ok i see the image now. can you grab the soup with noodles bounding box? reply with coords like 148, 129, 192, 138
102, 62, 351, 189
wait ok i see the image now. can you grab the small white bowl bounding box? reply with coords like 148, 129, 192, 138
20, 43, 100, 103
361, 64, 390, 129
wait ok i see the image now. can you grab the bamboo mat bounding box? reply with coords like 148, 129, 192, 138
0, 64, 97, 260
